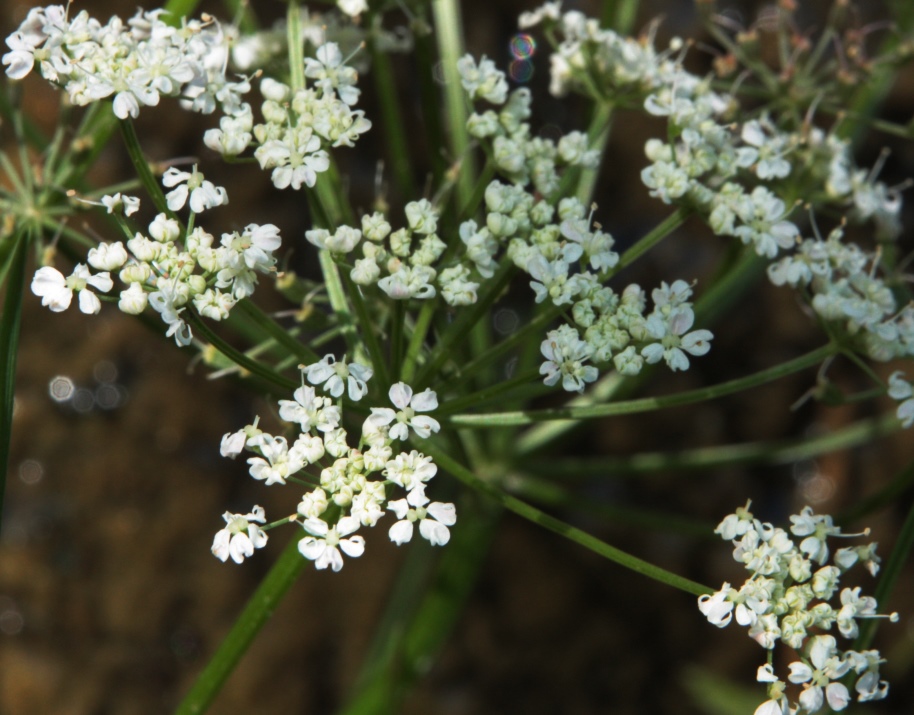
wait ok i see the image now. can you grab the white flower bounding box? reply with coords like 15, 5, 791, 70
100, 193, 140, 216
298, 516, 365, 571
368, 383, 440, 440
297, 489, 329, 519
211, 506, 268, 563
539, 324, 598, 393
162, 165, 228, 213
304, 42, 360, 106
387, 488, 457, 546
640, 307, 713, 371
246, 434, 305, 485
888, 371, 914, 428
788, 635, 851, 712
278, 385, 341, 432
305, 354, 373, 400
118, 283, 148, 315
88, 242, 129, 271
384, 450, 438, 490
31, 264, 113, 314
337, 0, 368, 17
698, 584, 736, 627
456, 54, 508, 105
220, 429, 247, 458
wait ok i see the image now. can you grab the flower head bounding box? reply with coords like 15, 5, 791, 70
367, 383, 440, 440
212, 506, 268, 563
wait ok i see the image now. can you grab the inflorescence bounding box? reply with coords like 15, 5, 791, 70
700, 503, 898, 715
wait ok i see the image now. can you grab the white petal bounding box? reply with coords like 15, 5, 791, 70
410, 388, 438, 412
78, 290, 101, 314
389, 382, 413, 409
389, 520, 414, 545
340, 535, 365, 558
426, 501, 457, 526
419, 518, 450, 546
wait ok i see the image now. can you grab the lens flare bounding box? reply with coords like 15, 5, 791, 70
510, 33, 536, 60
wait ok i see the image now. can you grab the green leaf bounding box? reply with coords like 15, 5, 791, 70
0, 230, 29, 532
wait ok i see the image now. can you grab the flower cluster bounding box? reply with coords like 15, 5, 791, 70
699, 503, 897, 715
3, 5, 249, 119
521, 3, 911, 378
206, 43, 370, 190
229, 5, 412, 76
887, 372, 914, 428
767, 226, 914, 363
30, 170, 280, 345
218, 356, 454, 571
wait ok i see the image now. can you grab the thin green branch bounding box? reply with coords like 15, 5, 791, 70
174, 535, 306, 715
0, 230, 29, 534
235, 299, 321, 365
431, 0, 474, 208
521, 414, 901, 478
445, 344, 836, 427
421, 441, 712, 596
186, 310, 297, 392
118, 118, 175, 219
368, 14, 416, 199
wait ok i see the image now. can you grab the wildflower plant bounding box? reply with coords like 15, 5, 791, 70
1, 0, 913, 712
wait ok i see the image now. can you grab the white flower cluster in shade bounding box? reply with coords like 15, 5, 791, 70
887, 371, 914, 428
520, 4, 912, 373
204, 43, 370, 191
2, 5, 249, 119
217, 357, 455, 571
699, 502, 898, 715
298, 51, 712, 393
230, 6, 412, 77
30, 171, 280, 345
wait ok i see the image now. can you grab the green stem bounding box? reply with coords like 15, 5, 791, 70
118, 118, 175, 219
510, 475, 713, 538
186, 310, 297, 392
522, 414, 901, 478
174, 535, 306, 715
339, 496, 500, 714
400, 299, 436, 385
163, 0, 202, 25
422, 442, 712, 596
318, 250, 362, 361
445, 344, 836, 427
235, 299, 320, 365
440, 368, 541, 413
575, 102, 613, 205
341, 270, 389, 385
287, 0, 305, 92
413, 12, 447, 186
368, 14, 416, 200
601, 0, 642, 33
0, 229, 29, 534
431, 0, 474, 208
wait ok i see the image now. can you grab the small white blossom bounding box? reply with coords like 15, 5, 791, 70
298, 516, 365, 571
162, 166, 228, 213
31, 264, 113, 314
211, 506, 268, 563
387, 488, 457, 546
305, 354, 373, 401
368, 383, 440, 440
